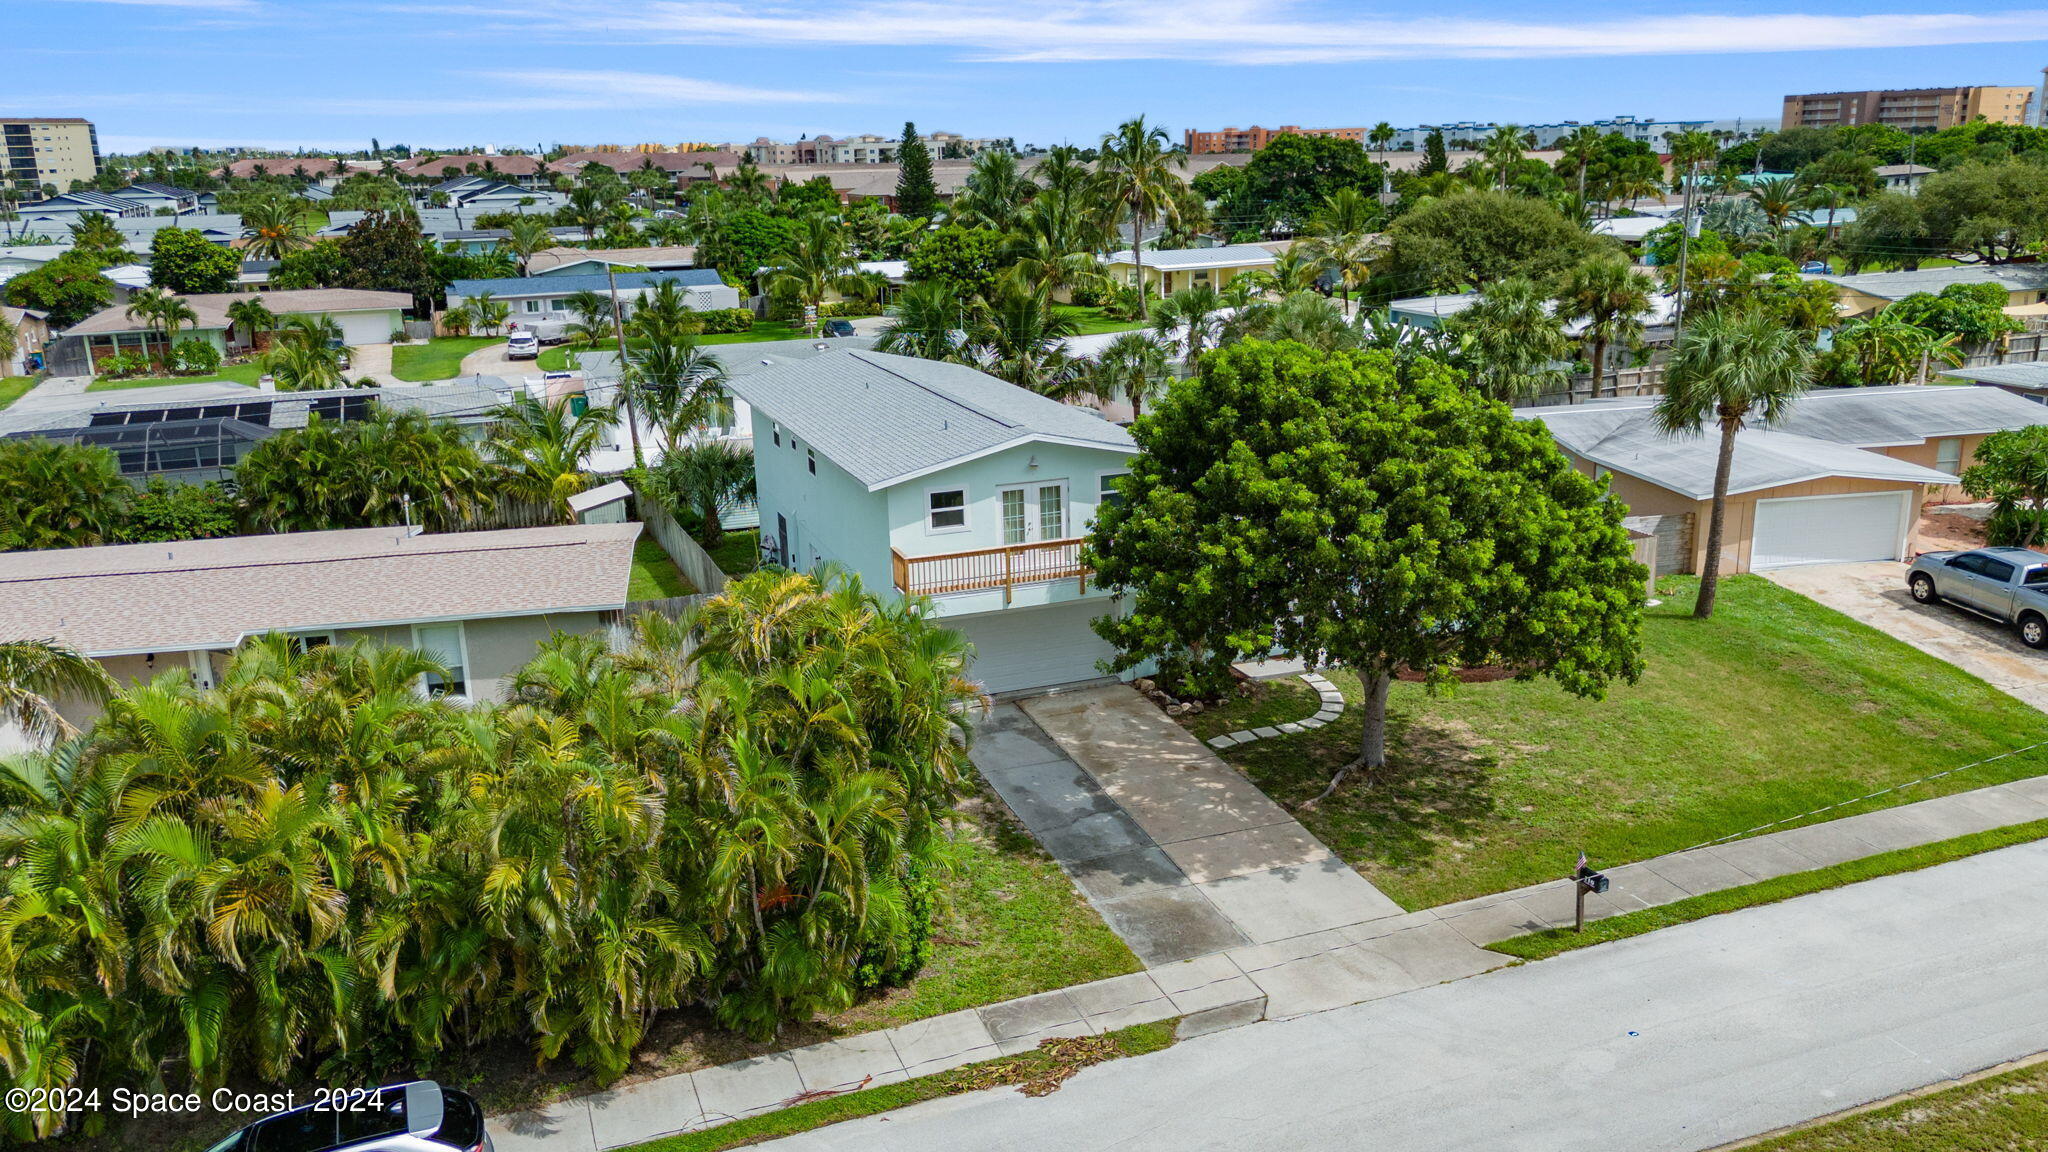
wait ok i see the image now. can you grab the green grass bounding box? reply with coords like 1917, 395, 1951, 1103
625, 1021, 1178, 1152
1056, 304, 1145, 335
1736, 1054, 2048, 1151
626, 538, 697, 600
88, 361, 265, 392
1489, 817, 2048, 962
537, 323, 812, 371
390, 335, 499, 381
0, 376, 34, 411
1211, 575, 2048, 910
705, 528, 760, 577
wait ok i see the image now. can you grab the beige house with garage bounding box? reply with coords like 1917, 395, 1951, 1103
0, 523, 640, 736
1521, 386, 2048, 574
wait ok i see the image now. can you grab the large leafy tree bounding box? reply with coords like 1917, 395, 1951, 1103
907, 223, 1005, 301
1916, 159, 2048, 265
267, 238, 350, 290
1378, 190, 1604, 294
892, 121, 939, 220
334, 209, 438, 312
148, 227, 239, 294
1652, 310, 1814, 619
1227, 134, 1384, 233
1088, 341, 1644, 795
3, 251, 113, 329
1887, 282, 2026, 348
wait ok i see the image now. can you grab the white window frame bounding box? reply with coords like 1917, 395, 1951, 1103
998, 478, 1070, 544
523, 299, 540, 314
924, 485, 970, 534
1094, 470, 1130, 520
411, 621, 472, 701
290, 631, 334, 655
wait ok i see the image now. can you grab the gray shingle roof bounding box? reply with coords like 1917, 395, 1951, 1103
1941, 364, 2048, 393
447, 269, 723, 298
1770, 384, 2048, 445
723, 350, 1134, 490
1804, 264, 2048, 301
1100, 244, 1278, 271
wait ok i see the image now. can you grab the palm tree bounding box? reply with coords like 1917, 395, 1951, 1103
1369, 122, 1396, 168
224, 295, 276, 352
1149, 283, 1226, 365
875, 280, 969, 361
643, 441, 754, 548
1220, 291, 1359, 352
966, 283, 1082, 395
627, 329, 729, 447
1554, 255, 1655, 397
1444, 276, 1572, 401
1299, 187, 1379, 306
471, 290, 510, 337
258, 313, 347, 390
1483, 125, 1527, 192
123, 287, 197, 368
1747, 175, 1807, 230
487, 393, 617, 522
765, 213, 867, 332
1088, 332, 1174, 420
502, 215, 555, 276
1092, 116, 1186, 321
950, 149, 1032, 232
239, 197, 311, 260
440, 302, 475, 338
0, 640, 115, 743
1653, 310, 1814, 618
562, 289, 615, 353
0, 439, 131, 550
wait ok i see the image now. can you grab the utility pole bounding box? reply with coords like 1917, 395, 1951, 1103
603, 263, 646, 468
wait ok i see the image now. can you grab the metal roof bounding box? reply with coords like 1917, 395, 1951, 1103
1940, 364, 2048, 392
722, 349, 1134, 491
448, 269, 723, 297
1100, 244, 1278, 271
1768, 384, 2048, 445
1803, 264, 2048, 301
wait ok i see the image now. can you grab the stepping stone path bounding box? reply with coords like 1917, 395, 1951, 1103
1207, 672, 1345, 749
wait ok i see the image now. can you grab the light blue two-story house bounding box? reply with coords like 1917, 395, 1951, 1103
724, 349, 1140, 696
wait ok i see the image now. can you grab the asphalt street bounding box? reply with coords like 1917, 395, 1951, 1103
760, 838, 2048, 1151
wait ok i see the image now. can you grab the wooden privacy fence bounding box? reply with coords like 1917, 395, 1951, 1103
635, 492, 730, 595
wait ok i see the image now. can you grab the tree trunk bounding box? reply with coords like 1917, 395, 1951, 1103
1303, 670, 1390, 809
1695, 416, 1740, 619
1132, 210, 1147, 321
1589, 334, 1608, 398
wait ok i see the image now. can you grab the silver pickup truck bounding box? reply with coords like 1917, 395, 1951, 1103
1906, 546, 2048, 648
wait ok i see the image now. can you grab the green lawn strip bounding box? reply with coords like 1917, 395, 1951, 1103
704, 529, 760, 578
1490, 817, 2048, 962
1054, 304, 1144, 335
626, 538, 697, 600
0, 376, 34, 410
538, 324, 815, 371
1732, 1051, 2048, 1151
390, 336, 500, 381
621, 1021, 1178, 1152
1213, 575, 2048, 909
88, 362, 264, 391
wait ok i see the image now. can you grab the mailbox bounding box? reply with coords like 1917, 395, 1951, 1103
1575, 865, 1609, 895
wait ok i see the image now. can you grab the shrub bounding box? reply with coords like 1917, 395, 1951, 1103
96, 351, 151, 379
390, 327, 412, 343
855, 864, 938, 990
822, 299, 884, 318
694, 307, 755, 334
170, 338, 221, 375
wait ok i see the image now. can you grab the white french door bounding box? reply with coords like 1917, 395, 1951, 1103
999, 482, 1068, 544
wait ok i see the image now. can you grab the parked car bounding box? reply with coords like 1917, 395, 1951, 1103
1799, 260, 1832, 274
506, 331, 539, 359
1906, 546, 2048, 648
202, 1082, 491, 1152
822, 318, 857, 338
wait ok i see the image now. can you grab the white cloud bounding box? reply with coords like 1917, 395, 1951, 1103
47, 0, 260, 9
411, 1, 2048, 65
483, 69, 851, 105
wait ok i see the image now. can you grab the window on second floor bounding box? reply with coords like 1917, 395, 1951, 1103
927, 488, 967, 531
771, 422, 782, 447
1098, 472, 1128, 512
807, 448, 816, 475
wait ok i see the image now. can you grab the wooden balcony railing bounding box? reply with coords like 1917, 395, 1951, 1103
892, 538, 1091, 603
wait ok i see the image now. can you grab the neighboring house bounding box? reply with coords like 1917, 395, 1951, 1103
13, 190, 146, 226
0, 523, 641, 731
723, 348, 1140, 696
397, 153, 552, 187
1100, 244, 1276, 298
109, 182, 202, 214
427, 177, 567, 214
1522, 385, 2048, 573
1874, 163, 1935, 193
1942, 362, 2048, 404
57, 287, 410, 371
0, 244, 69, 285
2, 305, 50, 374
115, 212, 243, 249
447, 270, 738, 323
527, 245, 698, 275
1804, 265, 2048, 320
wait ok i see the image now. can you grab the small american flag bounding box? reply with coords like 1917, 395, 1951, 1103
1576, 850, 1588, 875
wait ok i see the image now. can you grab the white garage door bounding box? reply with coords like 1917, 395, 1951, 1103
950, 602, 1122, 697
336, 310, 397, 346
1751, 491, 1910, 570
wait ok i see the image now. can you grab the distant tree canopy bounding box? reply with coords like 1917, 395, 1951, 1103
1205, 134, 1387, 235
148, 227, 239, 294
1375, 191, 1609, 296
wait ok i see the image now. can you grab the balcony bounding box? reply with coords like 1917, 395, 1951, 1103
892, 538, 1092, 603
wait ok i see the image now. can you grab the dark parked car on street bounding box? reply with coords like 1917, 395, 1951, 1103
1906, 546, 2048, 648
822, 318, 857, 337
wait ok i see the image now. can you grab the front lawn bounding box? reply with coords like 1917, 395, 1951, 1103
88, 361, 264, 391
1204, 575, 2048, 909
1056, 305, 1145, 335
626, 537, 696, 600
536, 323, 814, 371
0, 376, 34, 411
390, 335, 499, 381
706, 527, 760, 577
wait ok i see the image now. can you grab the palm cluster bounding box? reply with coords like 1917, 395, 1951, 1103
0, 568, 979, 1140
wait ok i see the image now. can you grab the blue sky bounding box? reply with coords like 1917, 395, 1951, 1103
15, 0, 2048, 154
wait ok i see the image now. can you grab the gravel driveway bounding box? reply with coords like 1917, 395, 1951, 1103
1765, 561, 2048, 712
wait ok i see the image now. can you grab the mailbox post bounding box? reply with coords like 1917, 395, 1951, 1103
1573, 857, 1609, 932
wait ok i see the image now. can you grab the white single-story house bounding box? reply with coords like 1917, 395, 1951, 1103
528, 245, 699, 276
59, 287, 410, 371
0, 523, 642, 736
448, 269, 739, 323
1523, 385, 2048, 573
724, 348, 1141, 696
1100, 243, 1276, 298
1941, 362, 2048, 404
1874, 163, 1935, 194
0, 244, 68, 284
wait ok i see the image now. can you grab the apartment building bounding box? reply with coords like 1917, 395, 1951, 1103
1184, 125, 1367, 154
3, 117, 101, 192
1782, 85, 2036, 130
739, 132, 1007, 165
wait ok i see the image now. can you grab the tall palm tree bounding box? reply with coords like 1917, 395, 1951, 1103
1299, 187, 1379, 306
1088, 331, 1174, 420
502, 215, 555, 276
1368, 122, 1396, 168
0, 640, 114, 743
224, 296, 276, 352
1149, 283, 1226, 365
487, 393, 617, 521
765, 213, 867, 332
1556, 124, 1605, 211
1092, 117, 1186, 321
240, 197, 312, 260
950, 149, 1032, 232
1747, 175, 1807, 230
1444, 276, 1572, 401
1483, 125, 1527, 192
1554, 255, 1655, 397
627, 330, 729, 447
1653, 310, 1814, 618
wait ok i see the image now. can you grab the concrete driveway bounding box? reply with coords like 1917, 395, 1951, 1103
1765, 561, 2048, 712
